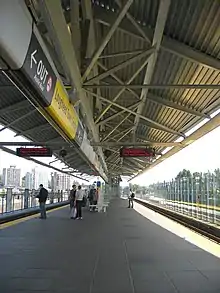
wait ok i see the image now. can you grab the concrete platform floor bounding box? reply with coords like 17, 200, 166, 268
0, 199, 220, 293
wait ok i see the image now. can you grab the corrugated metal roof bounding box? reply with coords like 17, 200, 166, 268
1, 0, 220, 179
0, 73, 94, 177
87, 0, 220, 177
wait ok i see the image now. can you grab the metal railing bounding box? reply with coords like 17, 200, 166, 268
136, 174, 220, 226
0, 188, 69, 215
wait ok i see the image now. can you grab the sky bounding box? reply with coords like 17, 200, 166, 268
1, 113, 220, 187
0, 126, 91, 184
129, 121, 220, 186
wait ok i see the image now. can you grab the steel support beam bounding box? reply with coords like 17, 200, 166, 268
97, 61, 139, 99
99, 49, 143, 59
91, 141, 181, 147
108, 127, 134, 141
84, 90, 183, 136
97, 101, 140, 126
84, 48, 154, 85
127, 158, 147, 169
40, 0, 108, 174
84, 84, 220, 90
82, 0, 134, 81
70, 0, 81, 68
81, 0, 103, 128
94, 6, 220, 71
102, 112, 132, 142
136, 136, 182, 147
115, 0, 150, 42
147, 92, 210, 118
95, 56, 151, 123
133, 0, 170, 140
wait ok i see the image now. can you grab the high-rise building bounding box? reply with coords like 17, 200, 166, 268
25, 172, 33, 189
38, 171, 48, 189
51, 172, 59, 191
51, 172, 71, 191
2, 166, 21, 188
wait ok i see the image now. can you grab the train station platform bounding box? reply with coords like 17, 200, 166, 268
1, 200, 220, 293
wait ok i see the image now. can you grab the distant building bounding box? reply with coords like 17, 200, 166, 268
0, 174, 3, 187
51, 172, 71, 191
38, 171, 48, 189
2, 166, 21, 188
51, 172, 59, 191
31, 168, 38, 190
25, 172, 33, 189
21, 176, 26, 188
31, 167, 48, 189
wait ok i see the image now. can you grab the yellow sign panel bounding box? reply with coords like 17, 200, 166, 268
46, 80, 78, 139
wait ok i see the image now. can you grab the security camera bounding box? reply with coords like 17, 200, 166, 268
59, 149, 67, 158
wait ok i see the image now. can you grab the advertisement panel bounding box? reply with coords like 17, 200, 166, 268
47, 80, 78, 139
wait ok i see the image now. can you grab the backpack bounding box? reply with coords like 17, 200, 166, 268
131, 192, 135, 198
39, 188, 48, 202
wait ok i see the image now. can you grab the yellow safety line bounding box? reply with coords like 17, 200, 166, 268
0, 205, 67, 230
166, 200, 220, 211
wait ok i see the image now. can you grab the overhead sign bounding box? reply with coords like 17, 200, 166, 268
22, 33, 56, 106
47, 80, 78, 139
120, 148, 155, 157
22, 31, 79, 140
16, 147, 52, 157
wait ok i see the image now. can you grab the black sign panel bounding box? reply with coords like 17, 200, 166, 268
120, 148, 155, 157
22, 32, 57, 106
16, 147, 53, 157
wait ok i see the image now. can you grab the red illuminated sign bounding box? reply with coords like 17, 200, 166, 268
16, 147, 53, 157
120, 148, 155, 157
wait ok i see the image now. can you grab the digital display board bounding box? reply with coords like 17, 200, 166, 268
120, 148, 155, 157
16, 147, 53, 157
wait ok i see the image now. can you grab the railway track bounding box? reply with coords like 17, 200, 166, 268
135, 198, 220, 244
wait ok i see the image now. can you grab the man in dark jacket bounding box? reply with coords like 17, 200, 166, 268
37, 184, 48, 219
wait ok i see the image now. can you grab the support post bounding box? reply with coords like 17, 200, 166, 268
24, 189, 29, 209
6, 188, 13, 212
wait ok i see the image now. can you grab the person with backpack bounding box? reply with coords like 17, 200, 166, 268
37, 184, 48, 219
128, 189, 135, 208
69, 184, 76, 219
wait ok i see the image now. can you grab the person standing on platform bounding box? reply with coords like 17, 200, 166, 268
128, 189, 135, 208
69, 184, 76, 219
37, 184, 48, 219
75, 185, 83, 220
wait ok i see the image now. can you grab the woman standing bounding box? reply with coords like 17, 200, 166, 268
69, 185, 76, 219
75, 185, 83, 220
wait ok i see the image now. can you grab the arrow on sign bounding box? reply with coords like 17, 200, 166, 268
30, 49, 37, 68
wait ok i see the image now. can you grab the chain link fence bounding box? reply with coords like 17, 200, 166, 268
136, 173, 220, 225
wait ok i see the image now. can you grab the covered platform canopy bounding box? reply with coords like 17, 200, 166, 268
0, 0, 220, 181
